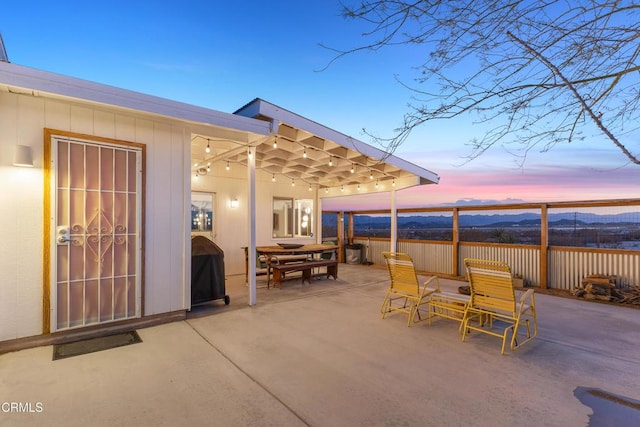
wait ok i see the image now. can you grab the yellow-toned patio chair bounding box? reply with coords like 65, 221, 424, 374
461, 258, 537, 354
381, 252, 439, 326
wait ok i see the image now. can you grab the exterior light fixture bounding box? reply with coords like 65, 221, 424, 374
230, 198, 239, 208
207, 163, 210, 173
308, 184, 312, 191
351, 164, 355, 174
226, 161, 230, 171
369, 169, 373, 180
13, 145, 33, 167
273, 138, 278, 149
341, 185, 344, 192
357, 184, 361, 191
329, 156, 333, 167
392, 179, 396, 187
325, 188, 329, 194
291, 179, 295, 187
303, 148, 307, 158
205, 139, 211, 154
272, 174, 276, 182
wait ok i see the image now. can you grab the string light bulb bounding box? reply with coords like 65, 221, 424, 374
272, 174, 276, 182
308, 184, 312, 191
369, 169, 373, 180
341, 185, 344, 192
392, 179, 396, 187
205, 140, 211, 154
207, 163, 211, 172
226, 161, 230, 171
351, 164, 355, 174
303, 148, 307, 158
273, 138, 278, 149
291, 179, 295, 187
329, 156, 333, 167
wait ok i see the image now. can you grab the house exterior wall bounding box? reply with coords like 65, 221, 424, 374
0, 90, 190, 341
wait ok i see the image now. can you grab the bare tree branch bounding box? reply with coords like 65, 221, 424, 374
323, 0, 640, 165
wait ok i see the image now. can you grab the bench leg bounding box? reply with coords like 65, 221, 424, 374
302, 268, 312, 284
327, 264, 338, 280
272, 269, 283, 288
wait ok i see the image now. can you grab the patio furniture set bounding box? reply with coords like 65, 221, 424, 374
381, 252, 538, 354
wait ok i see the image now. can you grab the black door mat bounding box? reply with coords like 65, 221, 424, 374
53, 331, 142, 360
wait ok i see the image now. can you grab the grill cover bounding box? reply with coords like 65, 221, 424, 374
191, 236, 226, 305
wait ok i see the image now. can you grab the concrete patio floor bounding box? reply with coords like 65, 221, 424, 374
1, 264, 639, 426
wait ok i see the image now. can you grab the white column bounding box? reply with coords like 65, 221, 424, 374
248, 145, 257, 306
390, 189, 397, 252
317, 196, 323, 243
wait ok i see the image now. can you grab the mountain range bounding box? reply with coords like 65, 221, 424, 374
322, 212, 639, 229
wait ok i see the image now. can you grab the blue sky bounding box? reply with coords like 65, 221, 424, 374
2, 1, 638, 208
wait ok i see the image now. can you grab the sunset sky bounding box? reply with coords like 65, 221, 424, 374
2, 1, 638, 209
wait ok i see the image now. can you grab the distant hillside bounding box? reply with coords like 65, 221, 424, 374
321, 212, 640, 229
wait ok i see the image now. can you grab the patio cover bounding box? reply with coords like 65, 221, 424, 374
195, 98, 440, 306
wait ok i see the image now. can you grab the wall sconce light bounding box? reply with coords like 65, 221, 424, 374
13, 145, 34, 167
230, 198, 239, 209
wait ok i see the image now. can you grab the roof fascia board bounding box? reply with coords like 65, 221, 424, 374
241, 99, 439, 184
0, 62, 270, 136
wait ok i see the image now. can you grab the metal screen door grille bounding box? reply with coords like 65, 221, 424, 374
53, 138, 141, 330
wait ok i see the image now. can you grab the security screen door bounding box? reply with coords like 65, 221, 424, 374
50, 135, 142, 331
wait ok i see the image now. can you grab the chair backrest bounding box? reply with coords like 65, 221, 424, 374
464, 258, 516, 315
382, 252, 420, 294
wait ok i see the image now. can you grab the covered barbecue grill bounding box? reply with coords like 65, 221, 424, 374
191, 236, 229, 306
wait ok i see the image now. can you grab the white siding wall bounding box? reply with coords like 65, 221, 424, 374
0, 91, 190, 341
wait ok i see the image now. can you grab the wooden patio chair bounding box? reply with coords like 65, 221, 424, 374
461, 258, 538, 354
381, 252, 439, 326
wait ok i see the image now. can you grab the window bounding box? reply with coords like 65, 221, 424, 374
191, 192, 215, 234
273, 197, 314, 238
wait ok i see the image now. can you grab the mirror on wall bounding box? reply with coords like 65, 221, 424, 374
191, 192, 215, 239
295, 199, 313, 237
272, 197, 313, 238
272, 197, 293, 238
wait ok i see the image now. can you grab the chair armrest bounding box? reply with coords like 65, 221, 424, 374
517, 288, 535, 313
421, 275, 441, 295
519, 288, 534, 304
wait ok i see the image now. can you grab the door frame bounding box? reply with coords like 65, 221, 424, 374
43, 128, 146, 334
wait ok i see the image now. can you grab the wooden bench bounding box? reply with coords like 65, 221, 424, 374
271, 259, 338, 288
243, 247, 309, 285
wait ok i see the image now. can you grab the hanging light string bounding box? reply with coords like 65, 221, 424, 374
192, 135, 399, 187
